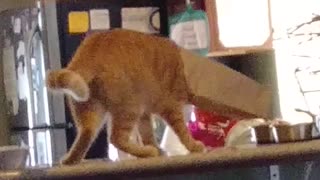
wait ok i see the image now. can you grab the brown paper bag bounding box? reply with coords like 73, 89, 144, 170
180, 50, 272, 119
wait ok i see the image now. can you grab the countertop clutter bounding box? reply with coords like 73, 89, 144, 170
2, 140, 320, 180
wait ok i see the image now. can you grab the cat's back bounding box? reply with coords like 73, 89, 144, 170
78, 29, 181, 70
90, 29, 177, 51
71, 28, 180, 63
69, 29, 183, 83
68, 29, 189, 105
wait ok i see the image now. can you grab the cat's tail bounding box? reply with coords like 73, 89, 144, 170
46, 69, 90, 102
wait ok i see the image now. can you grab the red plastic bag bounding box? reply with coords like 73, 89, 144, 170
188, 108, 237, 148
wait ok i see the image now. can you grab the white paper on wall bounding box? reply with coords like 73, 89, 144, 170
121, 7, 160, 34
14, 18, 22, 34
16, 41, 25, 59
90, 9, 110, 30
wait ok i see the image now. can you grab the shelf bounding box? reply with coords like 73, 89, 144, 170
207, 48, 274, 57
2, 139, 320, 179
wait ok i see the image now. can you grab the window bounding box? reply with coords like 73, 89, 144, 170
204, 0, 272, 53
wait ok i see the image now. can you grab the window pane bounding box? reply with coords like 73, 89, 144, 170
216, 0, 270, 47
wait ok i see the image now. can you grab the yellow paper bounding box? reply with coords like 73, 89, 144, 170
68, 11, 89, 33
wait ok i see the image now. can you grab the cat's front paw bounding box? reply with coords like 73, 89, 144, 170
144, 145, 161, 157
190, 141, 206, 153
60, 155, 81, 166
136, 145, 160, 158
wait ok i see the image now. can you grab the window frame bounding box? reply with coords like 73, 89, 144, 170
204, 0, 274, 55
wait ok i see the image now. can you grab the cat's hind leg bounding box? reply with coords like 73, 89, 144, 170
61, 101, 105, 165
110, 110, 160, 158
138, 113, 165, 155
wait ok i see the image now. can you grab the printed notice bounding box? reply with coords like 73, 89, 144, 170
68, 11, 89, 33
90, 9, 110, 30
121, 7, 160, 34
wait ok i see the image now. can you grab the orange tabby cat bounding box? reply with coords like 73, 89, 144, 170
46, 29, 205, 165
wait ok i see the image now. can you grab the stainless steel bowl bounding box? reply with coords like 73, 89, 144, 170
0, 146, 28, 171
273, 123, 313, 143
252, 122, 315, 144
252, 124, 275, 144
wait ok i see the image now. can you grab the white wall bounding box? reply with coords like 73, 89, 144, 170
271, 0, 320, 124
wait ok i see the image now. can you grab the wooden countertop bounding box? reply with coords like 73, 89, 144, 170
2, 139, 320, 179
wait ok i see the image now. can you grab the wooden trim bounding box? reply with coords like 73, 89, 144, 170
204, 0, 222, 52
207, 47, 274, 57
